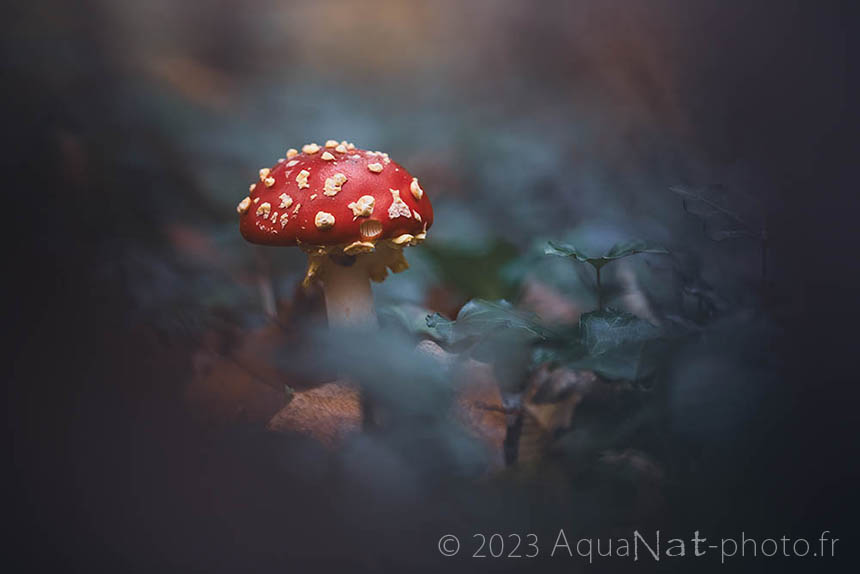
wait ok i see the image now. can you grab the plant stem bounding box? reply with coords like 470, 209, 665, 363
595, 266, 603, 310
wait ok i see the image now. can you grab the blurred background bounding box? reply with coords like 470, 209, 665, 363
5, 0, 857, 572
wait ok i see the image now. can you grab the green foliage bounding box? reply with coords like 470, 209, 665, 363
545, 240, 669, 270
405, 298, 683, 384
379, 303, 447, 341
425, 299, 553, 346
581, 309, 662, 356
545, 239, 669, 310
422, 299, 555, 391
536, 309, 676, 381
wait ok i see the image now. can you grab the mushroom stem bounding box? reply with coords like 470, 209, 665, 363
306, 246, 411, 430
316, 254, 379, 430
319, 255, 378, 330
258, 275, 278, 319
255, 248, 278, 319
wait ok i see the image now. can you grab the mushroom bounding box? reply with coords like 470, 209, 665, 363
237, 143, 433, 329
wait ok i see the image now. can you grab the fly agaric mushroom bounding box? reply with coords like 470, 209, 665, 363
237, 142, 432, 327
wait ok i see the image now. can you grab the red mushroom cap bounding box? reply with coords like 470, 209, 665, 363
238, 142, 433, 250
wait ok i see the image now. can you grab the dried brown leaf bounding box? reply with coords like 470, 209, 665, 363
185, 350, 285, 425
267, 381, 362, 448
453, 359, 507, 468
417, 340, 507, 468
517, 365, 596, 463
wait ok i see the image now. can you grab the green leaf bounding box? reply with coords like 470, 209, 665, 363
544, 241, 593, 263
422, 299, 554, 391
579, 309, 661, 356
424, 312, 456, 345
380, 301, 548, 349
379, 303, 452, 342
545, 240, 668, 269
602, 240, 669, 260
421, 300, 684, 385
434, 299, 553, 345
537, 308, 673, 382
380, 299, 553, 348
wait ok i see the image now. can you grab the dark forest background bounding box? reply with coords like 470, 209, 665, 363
4, 1, 858, 572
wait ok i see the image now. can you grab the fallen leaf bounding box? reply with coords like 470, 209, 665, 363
452, 358, 507, 469
417, 340, 507, 468
267, 381, 362, 448
517, 366, 596, 463
185, 349, 285, 425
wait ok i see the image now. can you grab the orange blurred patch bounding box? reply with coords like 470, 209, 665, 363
145, 55, 234, 110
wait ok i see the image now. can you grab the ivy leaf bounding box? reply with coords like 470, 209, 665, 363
537, 309, 673, 382
382, 300, 552, 348
379, 303, 450, 342
423, 300, 555, 392
579, 309, 661, 356
426, 299, 553, 347
669, 184, 765, 242
422, 302, 683, 385
424, 312, 456, 346
545, 240, 668, 269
